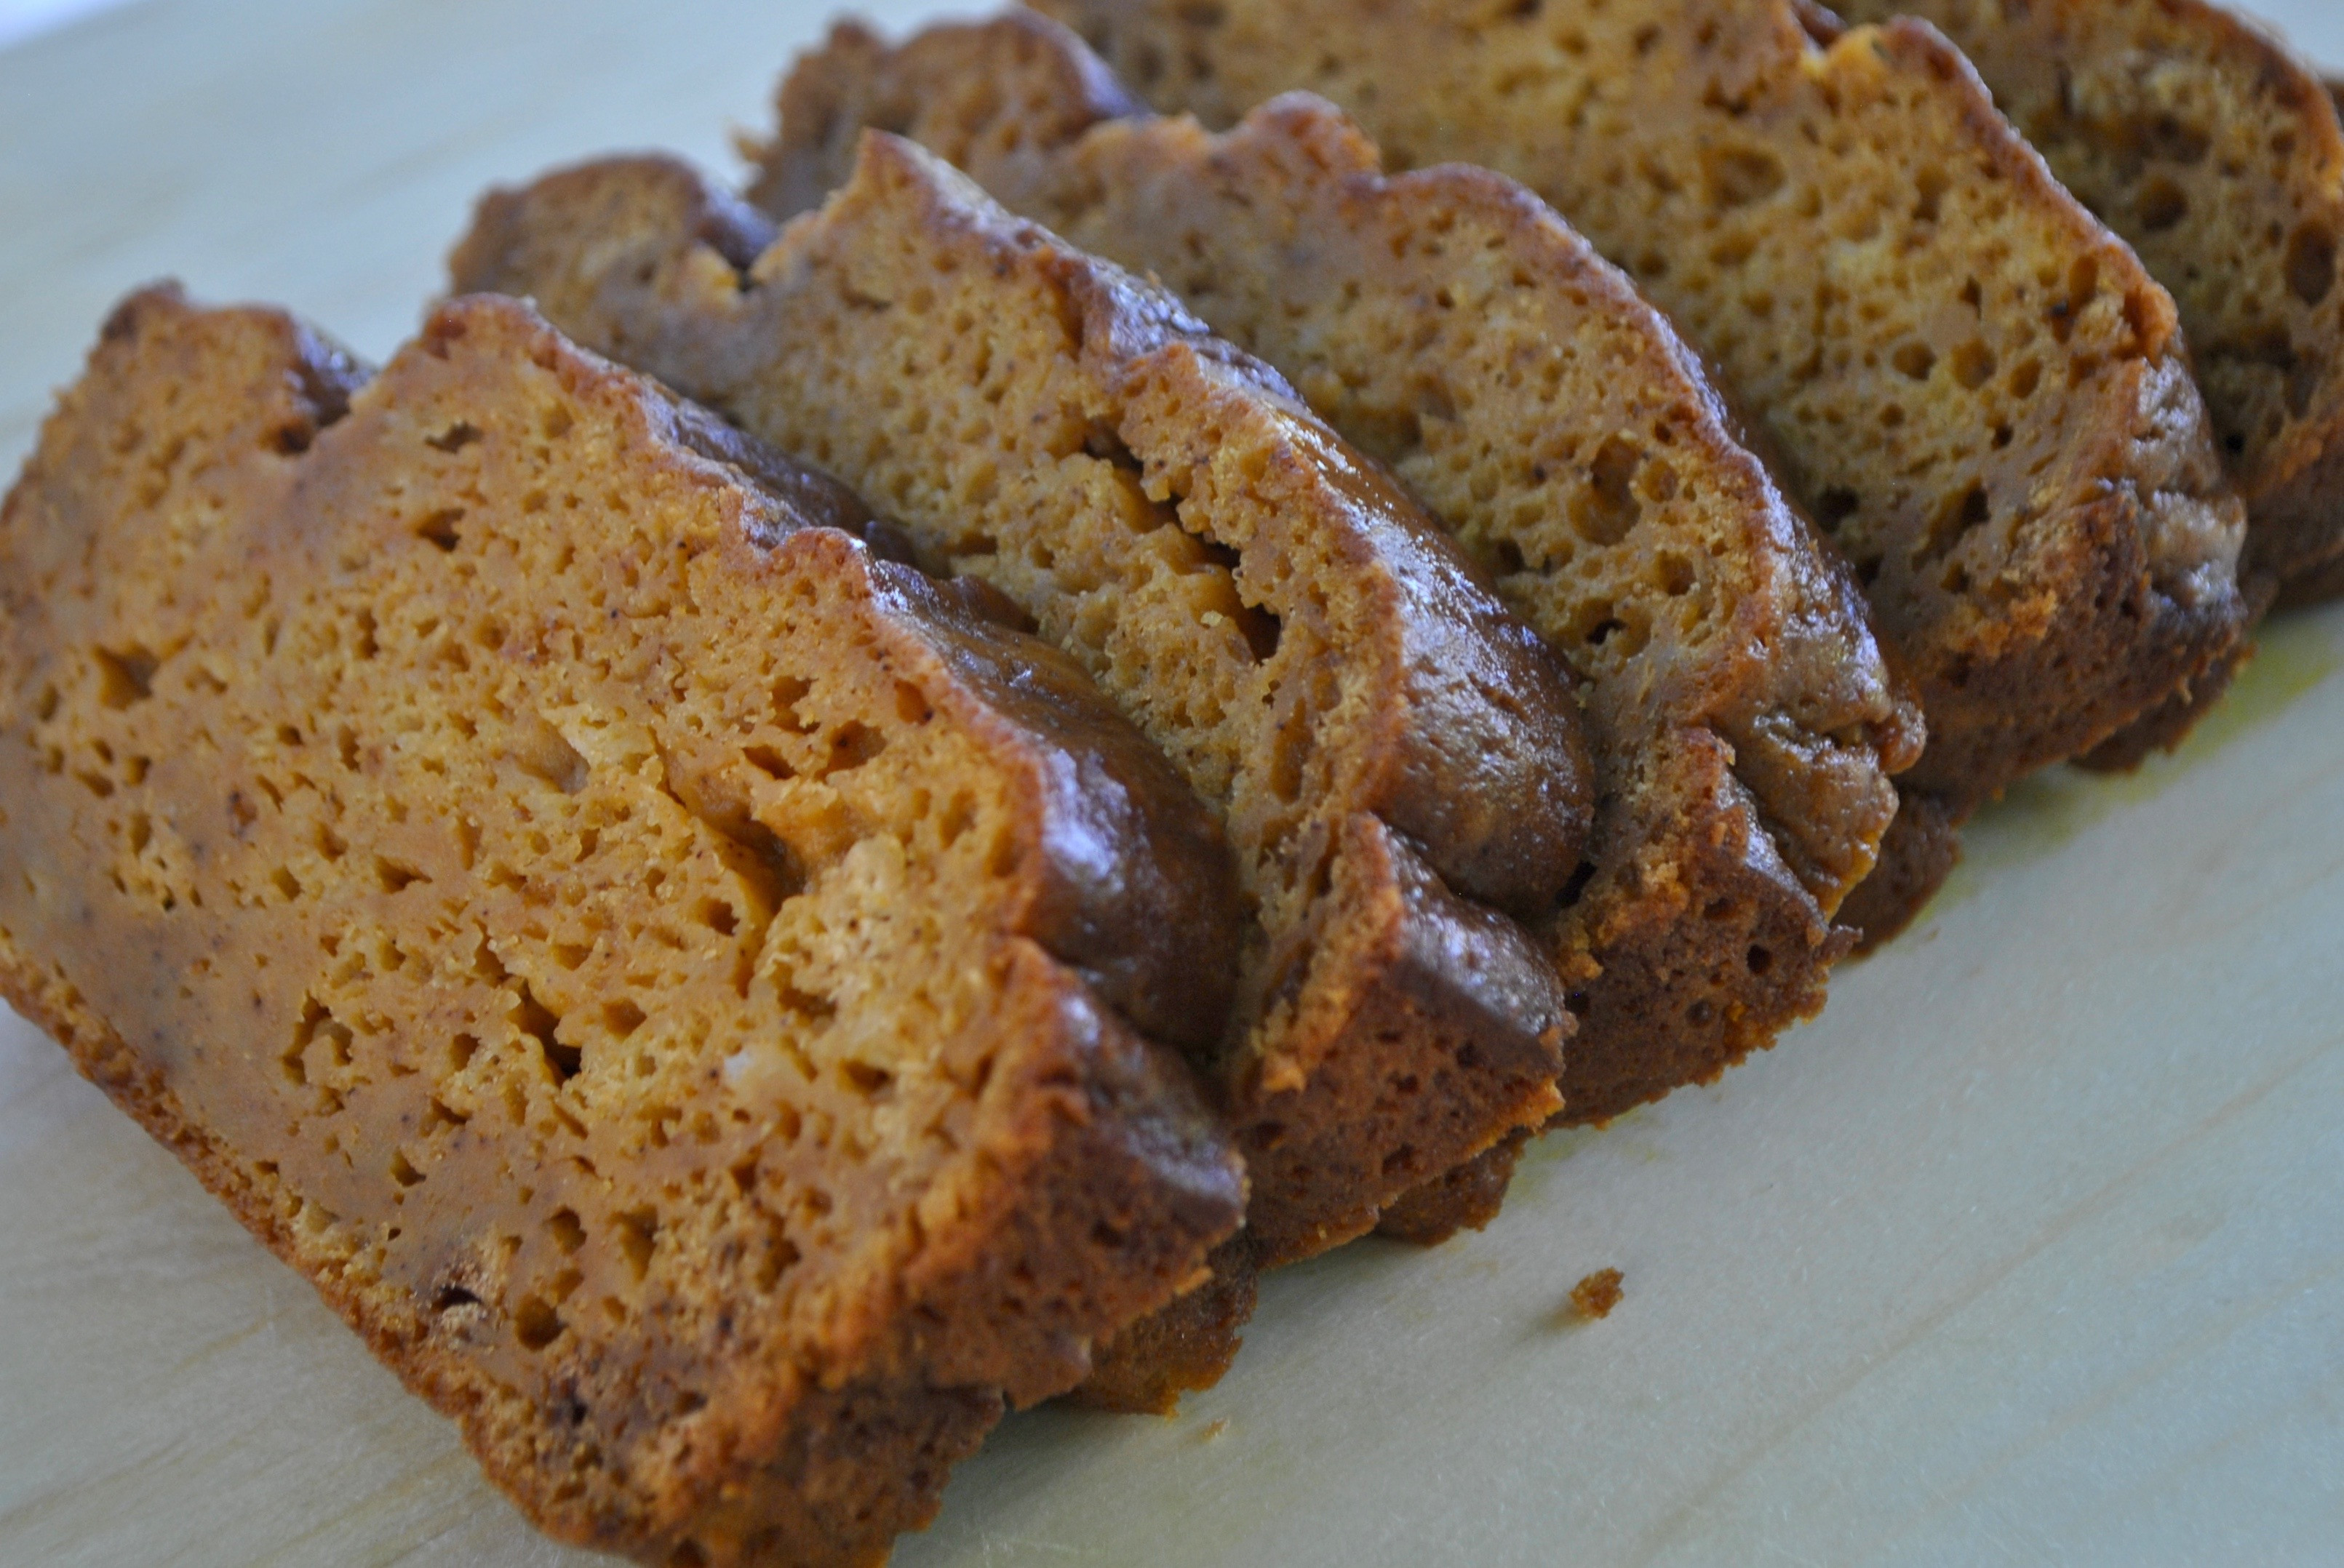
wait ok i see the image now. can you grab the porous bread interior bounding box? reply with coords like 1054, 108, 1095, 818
729, 150, 1382, 981
755, 18, 1916, 908
1832, 0, 2344, 591
459, 136, 1584, 1076
450, 140, 1599, 1273
748, 14, 1924, 1118
1038, 0, 2249, 802
0, 292, 1232, 1564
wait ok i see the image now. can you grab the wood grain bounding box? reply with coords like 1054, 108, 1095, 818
4, 1, 2343, 1563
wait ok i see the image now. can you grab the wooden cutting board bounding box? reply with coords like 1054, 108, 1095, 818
4, 1, 2342, 1562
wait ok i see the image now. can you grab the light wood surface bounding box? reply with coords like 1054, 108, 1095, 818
5, 2, 2343, 1563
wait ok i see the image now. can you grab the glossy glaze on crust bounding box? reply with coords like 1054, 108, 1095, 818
752, 13, 1925, 1132
447, 141, 1592, 1283
0, 287, 1246, 1567
1037, 0, 2252, 940
1833, 0, 2344, 604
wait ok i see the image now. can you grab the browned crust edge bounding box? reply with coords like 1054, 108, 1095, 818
1235, 815, 1568, 1265
1068, 1234, 1261, 1414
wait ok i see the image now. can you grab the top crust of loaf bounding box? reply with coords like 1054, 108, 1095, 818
1036, 0, 2251, 812
0, 287, 1245, 1567
749, 9, 1926, 1120
1834, 0, 2344, 603
450, 137, 1592, 1265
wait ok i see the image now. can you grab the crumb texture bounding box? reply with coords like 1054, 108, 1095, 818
1834, 0, 2344, 599
1037, 0, 2254, 933
0, 287, 1245, 1567
448, 139, 1594, 1272
752, 9, 1925, 1124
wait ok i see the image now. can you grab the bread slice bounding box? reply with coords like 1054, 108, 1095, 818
752, 12, 1924, 1133
0, 287, 1248, 1566
1037, 0, 2252, 941
450, 137, 1592, 1294
1832, 0, 2344, 606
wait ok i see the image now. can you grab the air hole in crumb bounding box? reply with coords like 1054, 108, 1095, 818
1892, 343, 1935, 381
375, 857, 428, 893
742, 744, 794, 781
1924, 483, 1993, 559
548, 1209, 586, 1255
616, 1209, 658, 1280
840, 1060, 894, 1097
517, 985, 578, 1084
2136, 177, 2188, 233
757, 1233, 801, 1291
780, 983, 839, 1024
431, 1284, 481, 1314
820, 721, 885, 777
450, 1032, 481, 1071
1814, 487, 1860, 533
1747, 944, 1774, 976
514, 1295, 563, 1351
1913, 168, 1949, 223
603, 999, 646, 1039
415, 509, 463, 552
1232, 601, 1283, 663
512, 713, 589, 794
389, 1151, 425, 1188
1950, 341, 1996, 390
1571, 435, 1644, 543
426, 421, 483, 454
772, 675, 818, 735
2287, 223, 2337, 307
1705, 146, 1784, 209
94, 646, 158, 708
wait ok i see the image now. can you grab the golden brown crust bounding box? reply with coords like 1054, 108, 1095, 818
448, 143, 1591, 1274
1068, 1235, 1260, 1413
1037, 0, 2253, 937
1839, 788, 1965, 951
749, 14, 1920, 1143
1374, 1129, 1528, 1246
0, 287, 1245, 1565
1833, 0, 2344, 602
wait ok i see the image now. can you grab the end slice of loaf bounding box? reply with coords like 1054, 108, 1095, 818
449, 137, 1592, 1288
1039, 0, 2253, 941
0, 287, 1247, 1566
750, 11, 1924, 1126
1833, 0, 2344, 606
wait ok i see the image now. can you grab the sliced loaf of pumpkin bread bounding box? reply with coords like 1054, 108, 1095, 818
450, 137, 1594, 1287
0, 287, 1247, 1565
1037, 0, 2252, 942
752, 11, 1925, 1132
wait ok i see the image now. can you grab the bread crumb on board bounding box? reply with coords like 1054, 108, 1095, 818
1571, 1268, 1625, 1321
